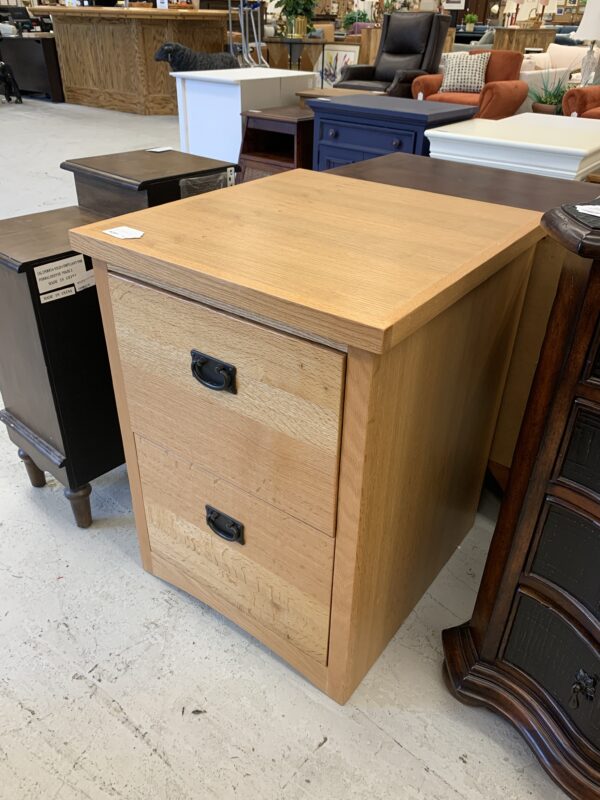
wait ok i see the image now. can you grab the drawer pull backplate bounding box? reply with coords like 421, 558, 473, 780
191, 349, 237, 394
205, 505, 245, 545
569, 669, 597, 709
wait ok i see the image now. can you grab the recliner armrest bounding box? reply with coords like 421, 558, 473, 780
337, 64, 376, 82
386, 68, 427, 96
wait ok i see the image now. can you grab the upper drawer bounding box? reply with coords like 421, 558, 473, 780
108, 274, 345, 535
555, 400, 600, 502
529, 500, 600, 620
318, 120, 415, 155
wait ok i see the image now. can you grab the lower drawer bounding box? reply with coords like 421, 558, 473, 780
136, 436, 335, 664
504, 594, 600, 750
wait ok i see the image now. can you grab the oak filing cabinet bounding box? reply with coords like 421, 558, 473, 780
70, 169, 543, 701
443, 202, 600, 799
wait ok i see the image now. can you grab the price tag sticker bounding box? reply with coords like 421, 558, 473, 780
103, 226, 145, 240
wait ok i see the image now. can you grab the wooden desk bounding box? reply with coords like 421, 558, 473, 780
71, 170, 541, 700
330, 153, 600, 483
33, 6, 228, 114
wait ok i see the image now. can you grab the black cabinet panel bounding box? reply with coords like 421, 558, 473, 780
531, 503, 600, 619
559, 406, 600, 498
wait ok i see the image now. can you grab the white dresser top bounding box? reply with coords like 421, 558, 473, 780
426, 114, 600, 156
170, 67, 317, 83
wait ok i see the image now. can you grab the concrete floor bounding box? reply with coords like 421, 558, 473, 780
0, 100, 566, 800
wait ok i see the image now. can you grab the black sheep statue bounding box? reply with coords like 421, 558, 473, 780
0, 61, 22, 104
154, 42, 239, 72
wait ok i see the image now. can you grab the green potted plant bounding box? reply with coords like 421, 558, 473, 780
275, 0, 316, 36
464, 12, 478, 32
343, 9, 369, 29
529, 73, 569, 115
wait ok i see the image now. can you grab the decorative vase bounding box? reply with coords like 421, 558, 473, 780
532, 102, 558, 114
465, 22, 474, 31
286, 15, 308, 37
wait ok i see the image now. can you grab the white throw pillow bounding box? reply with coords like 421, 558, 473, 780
440, 51, 491, 93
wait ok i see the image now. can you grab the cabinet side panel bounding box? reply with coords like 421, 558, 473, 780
94, 260, 152, 570
327, 247, 534, 703
0, 267, 64, 454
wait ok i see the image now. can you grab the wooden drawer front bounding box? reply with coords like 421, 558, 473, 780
109, 275, 345, 535
530, 502, 600, 619
504, 595, 600, 749
557, 403, 600, 500
136, 436, 334, 663
318, 120, 415, 155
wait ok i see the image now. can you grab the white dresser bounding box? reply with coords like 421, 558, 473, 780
426, 113, 600, 181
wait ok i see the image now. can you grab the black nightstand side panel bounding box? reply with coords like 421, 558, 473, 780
0, 267, 65, 458
28, 266, 124, 488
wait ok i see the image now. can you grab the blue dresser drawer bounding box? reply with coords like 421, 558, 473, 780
318, 120, 415, 156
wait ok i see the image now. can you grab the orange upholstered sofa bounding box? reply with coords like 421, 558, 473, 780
563, 86, 600, 119
412, 50, 528, 119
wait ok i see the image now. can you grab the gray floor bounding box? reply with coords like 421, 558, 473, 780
0, 100, 565, 800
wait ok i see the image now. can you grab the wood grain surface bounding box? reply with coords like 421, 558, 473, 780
137, 436, 334, 663
108, 274, 346, 535
47, 8, 227, 114
70, 170, 543, 354
326, 247, 534, 702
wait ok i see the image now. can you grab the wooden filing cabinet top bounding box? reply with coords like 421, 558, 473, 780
70, 169, 542, 354
70, 169, 545, 702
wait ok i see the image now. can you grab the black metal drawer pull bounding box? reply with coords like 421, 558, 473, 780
569, 669, 597, 709
392, 138, 402, 149
205, 505, 244, 544
327, 128, 338, 139
191, 349, 237, 394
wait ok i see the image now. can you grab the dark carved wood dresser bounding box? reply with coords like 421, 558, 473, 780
443, 201, 600, 799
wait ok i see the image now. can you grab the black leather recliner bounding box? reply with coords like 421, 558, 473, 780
334, 12, 450, 97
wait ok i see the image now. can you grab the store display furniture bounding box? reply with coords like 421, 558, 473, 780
239, 106, 314, 182
413, 50, 527, 119
0, 34, 63, 102
0, 149, 238, 527
296, 86, 384, 108
330, 152, 600, 486
308, 95, 475, 170
492, 26, 556, 53
173, 67, 317, 163
443, 201, 600, 800
0, 206, 121, 529
564, 86, 600, 119
334, 11, 450, 97
61, 149, 237, 217
31, 6, 229, 114
70, 168, 541, 701
426, 113, 600, 180
266, 36, 327, 80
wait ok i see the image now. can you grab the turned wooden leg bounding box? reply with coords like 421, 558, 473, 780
64, 484, 92, 529
18, 448, 46, 488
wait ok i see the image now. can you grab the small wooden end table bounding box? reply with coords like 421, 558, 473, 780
239, 105, 314, 182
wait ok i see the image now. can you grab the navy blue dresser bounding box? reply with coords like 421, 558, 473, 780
307, 95, 476, 171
